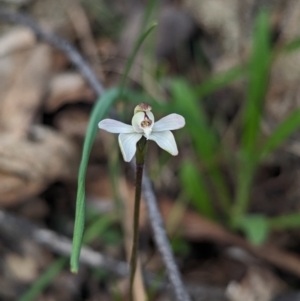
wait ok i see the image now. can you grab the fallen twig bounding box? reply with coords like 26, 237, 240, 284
0, 209, 129, 277
0, 209, 227, 301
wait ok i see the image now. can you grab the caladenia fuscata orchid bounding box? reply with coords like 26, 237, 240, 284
98, 103, 185, 301
98, 102, 185, 162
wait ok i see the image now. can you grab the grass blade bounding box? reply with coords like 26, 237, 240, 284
238, 214, 269, 245
119, 22, 157, 95
196, 65, 245, 98
232, 10, 272, 224
170, 79, 231, 213
269, 213, 300, 230
170, 79, 218, 162
180, 160, 216, 219
18, 258, 67, 301
70, 88, 119, 273
282, 37, 300, 53
260, 108, 300, 159
241, 10, 271, 158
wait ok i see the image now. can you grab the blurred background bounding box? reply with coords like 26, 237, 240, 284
1, 0, 300, 300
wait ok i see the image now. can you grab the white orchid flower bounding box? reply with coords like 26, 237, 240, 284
98, 103, 185, 162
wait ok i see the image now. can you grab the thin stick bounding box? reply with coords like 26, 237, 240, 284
142, 173, 191, 301
0, 209, 129, 277
0, 209, 226, 301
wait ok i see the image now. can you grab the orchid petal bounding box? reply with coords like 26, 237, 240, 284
118, 133, 143, 162
152, 114, 185, 132
148, 130, 178, 156
98, 119, 134, 133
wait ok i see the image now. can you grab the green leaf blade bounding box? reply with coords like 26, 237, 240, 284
269, 213, 300, 230
70, 88, 119, 273
260, 108, 300, 159
238, 214, 270, 245
232, 10, 273, 224
180, 160, 216, 219
242, 10, 272, 158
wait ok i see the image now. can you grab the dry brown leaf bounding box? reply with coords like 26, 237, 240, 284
45, 72, 95, 112
0, 30, 35, 97
67, 2, 105, 82
0, 44, 52, 138
159, 198, 300, 278
5, 253, 38, 283
54, 107, 90, 137
160, 198, 240, 244
226, 266, 285, 301
0, 125, 79, 207
31, 0, 74, 34
0, 27, 36, 58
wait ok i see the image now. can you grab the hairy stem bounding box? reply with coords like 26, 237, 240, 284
129, 137, 148, 301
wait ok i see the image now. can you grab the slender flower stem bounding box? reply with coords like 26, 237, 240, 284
129, 137, 148, 301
